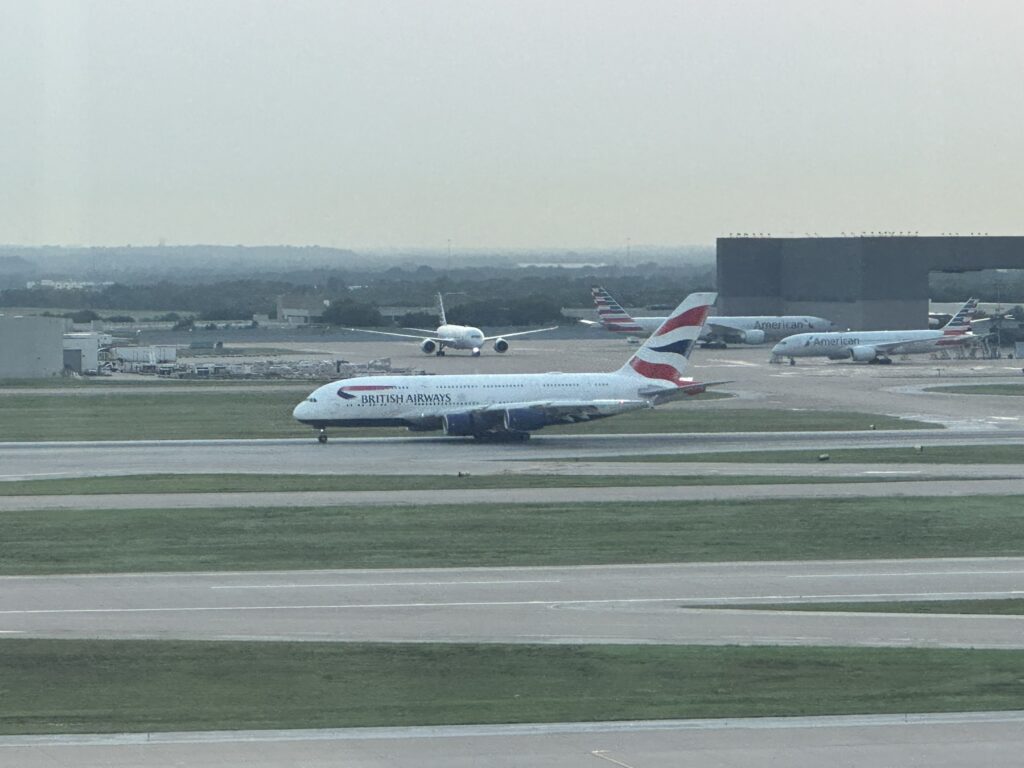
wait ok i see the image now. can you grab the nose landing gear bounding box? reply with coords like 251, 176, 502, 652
317, 429, 328, 444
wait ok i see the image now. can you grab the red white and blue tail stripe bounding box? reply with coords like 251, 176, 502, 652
942, 297, 978, 336
618, 292, 716, 383
592, 287, 645, 333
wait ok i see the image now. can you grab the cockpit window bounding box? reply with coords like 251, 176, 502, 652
307, 397, 317, 403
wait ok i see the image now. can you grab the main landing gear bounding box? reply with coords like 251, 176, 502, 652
317, 429, 328, 444
435, 348, 446, 356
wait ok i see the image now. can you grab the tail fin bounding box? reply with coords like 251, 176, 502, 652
436, 293, 448, 326
942, 297, 977, 335
616, 292, 716, 383
592, 286, 645, 333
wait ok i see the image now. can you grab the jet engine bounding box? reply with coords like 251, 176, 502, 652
442, 412, 478, 436
420, 339, 437, 354
493, 338, 509, 353
740, 329, 765, 345
850, 345, 877, 362
503, 408, 549, 432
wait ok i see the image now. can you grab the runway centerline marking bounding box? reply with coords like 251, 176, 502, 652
5, 592, 1024, 615
210, 580, 562, 590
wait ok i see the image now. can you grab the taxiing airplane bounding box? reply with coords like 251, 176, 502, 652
770, 298, 978, 365
294, 292, 717, 442
346, 293, 556, 356
584, 286, 837, 347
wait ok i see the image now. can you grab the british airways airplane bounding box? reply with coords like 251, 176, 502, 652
294, 292, 717, 443
770, 298, 978, 365
584, 287, 837, 346
346, 293, 557, 356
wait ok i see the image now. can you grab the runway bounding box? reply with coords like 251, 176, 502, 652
4, 711, 1024, 767
4, 426, 1024, 481
3, 559, 1023, 648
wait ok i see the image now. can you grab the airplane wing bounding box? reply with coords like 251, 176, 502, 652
478, 398, 650, 422
871, 336, 973, 355
344, 327, 443, 342
638, 381, 731, 405
704, 320, 742, 334
401, 327, 443, 334
481, 326, 558, 342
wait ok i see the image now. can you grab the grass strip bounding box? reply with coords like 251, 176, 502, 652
927, 384, 1024, 396
3, 496, 1024, 575
0, 388, 936, 441
0, 472, 956, 496
1, 640, 1023, 734
702, 600, 1024, 615
581, 445, 1024, 464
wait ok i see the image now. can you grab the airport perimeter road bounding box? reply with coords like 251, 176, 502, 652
3, 712, 1024, 768
4, 428, 1024, 481
3, 559, 1024, 648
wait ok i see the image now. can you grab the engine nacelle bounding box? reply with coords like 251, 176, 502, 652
442, 412, 478, 436
740, 329, 765, 345
850, 345, 877, 362
420, 338, 437, 354
503, 408, 550, 432
493, 338, 509, 353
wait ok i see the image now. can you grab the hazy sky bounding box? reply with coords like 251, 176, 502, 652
2, 0, 1022, 248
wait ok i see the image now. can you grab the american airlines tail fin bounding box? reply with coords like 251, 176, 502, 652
942, 297, 978, 336
436, 293, 448, 326
592, 287, 645, 333
616, 292, 716, 384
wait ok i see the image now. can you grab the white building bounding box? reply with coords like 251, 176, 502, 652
0, 315, 66, 378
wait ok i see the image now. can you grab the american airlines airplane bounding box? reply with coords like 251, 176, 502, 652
770, 298, 978, 365
345, 293, 557, 356
294, 292, 717, 443
584, 287, 837, 346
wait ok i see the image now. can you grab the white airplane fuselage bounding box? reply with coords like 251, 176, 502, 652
433, 323, 485, 351
602, 315, 836, 342
292, 371, 668, 432
771, 329, 967, 361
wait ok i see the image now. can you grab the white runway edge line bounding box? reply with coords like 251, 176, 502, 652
2, 711, 1024, 748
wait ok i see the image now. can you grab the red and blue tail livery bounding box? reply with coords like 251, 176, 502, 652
620, 293, 716, 384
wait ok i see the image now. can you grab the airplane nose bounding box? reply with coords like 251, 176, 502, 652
771, 342, 784, 355
293, 401, 311, 422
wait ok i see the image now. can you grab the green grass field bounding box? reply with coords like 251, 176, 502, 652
927, 384, 1024, 396
0, 387, 938, 440
4, 496, 1024, 575
0, 471, 960, 496
583, 445, 1024, 464
705, 599, 1024, 615
1, 640, 1022, 734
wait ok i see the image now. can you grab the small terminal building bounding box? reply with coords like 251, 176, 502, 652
717, 236, 1024, 330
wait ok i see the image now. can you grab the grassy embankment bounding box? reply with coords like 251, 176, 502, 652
3, 496, 1024, 575
927, 384, 1024, 396
2, 640, 1023, 734
0, 471, 964, 496
583, 445, 1024, 464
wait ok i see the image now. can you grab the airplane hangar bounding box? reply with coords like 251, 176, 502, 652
716, 236, 1024, 331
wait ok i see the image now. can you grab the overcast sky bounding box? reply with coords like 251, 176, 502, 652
2, 0, 1021, 249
